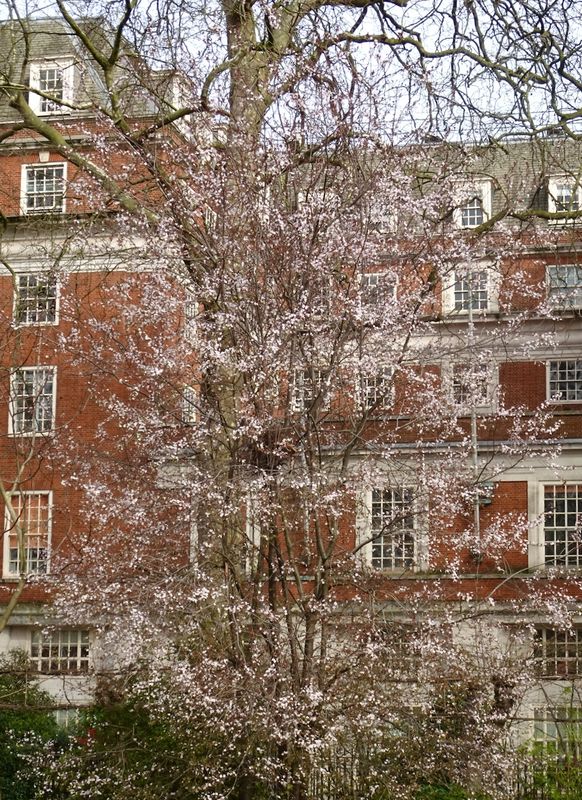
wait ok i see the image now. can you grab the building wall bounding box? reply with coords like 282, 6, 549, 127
2, 22, 582, 752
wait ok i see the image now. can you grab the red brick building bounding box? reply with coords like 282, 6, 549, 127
1, 17, 582, 753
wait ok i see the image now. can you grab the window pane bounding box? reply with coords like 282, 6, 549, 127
548, 360, 582, 402
360, 273, 397, 306
6, 493, 50, 576
461, 196, 484, 228
11, 368, 55, 434
544, 485, 582, 567
534, 707, 582, 760
535, 628, 582, 677
31, 630, 90, 673
371, 488, 416, 570
24, 166, 65, 213
452, 363, 491, 407
39, 67, 64, 113
454, 270, 488, 311
360, 368, 393, 410
548, 266, 582, 308
555, 184, 580, 212
291, 368, 328, 413
15, 273, 57, 324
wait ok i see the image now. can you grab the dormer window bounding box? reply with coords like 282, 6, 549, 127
28, 61, 74, 115
556, 184, 579, 212
455, 180, 492, 229
548, 176, 582, 220
367, 199, 397, 235
461, 196, 484, 228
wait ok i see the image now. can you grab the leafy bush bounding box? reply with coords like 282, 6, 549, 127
0, 650, 59, 800
415, 785, 485, 800
525, 760, 582, 800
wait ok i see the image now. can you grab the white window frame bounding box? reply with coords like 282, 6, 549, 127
183, 295, 197, 344
534, 706, 582, 760
535, 627, 582, 678
21, 162, 67, 215
547, 265, 582, 309
245, 490, 262, 575
168, 72, 194, 140
182, 385, 198, 425
358, 487, 426, 572
30, 629, 91, 674
367, 199, 397, 235
54, 708, 80, 729
454, 179, 492, 229
204, 206, 217, 232
442, 264, 499, 316
28, 60, 74, 115
359, 367, 394, 411
9, 366, 57, 437
295, 187, 333, 213
548, 176, 582, 222
359, 272, 398, 307
445, 361, 498, 414
2, 490, 52, 578
290, 367, 330, 414
14, 271, 59, 326
542, 483, 582, 569
547, 359, 582, 403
